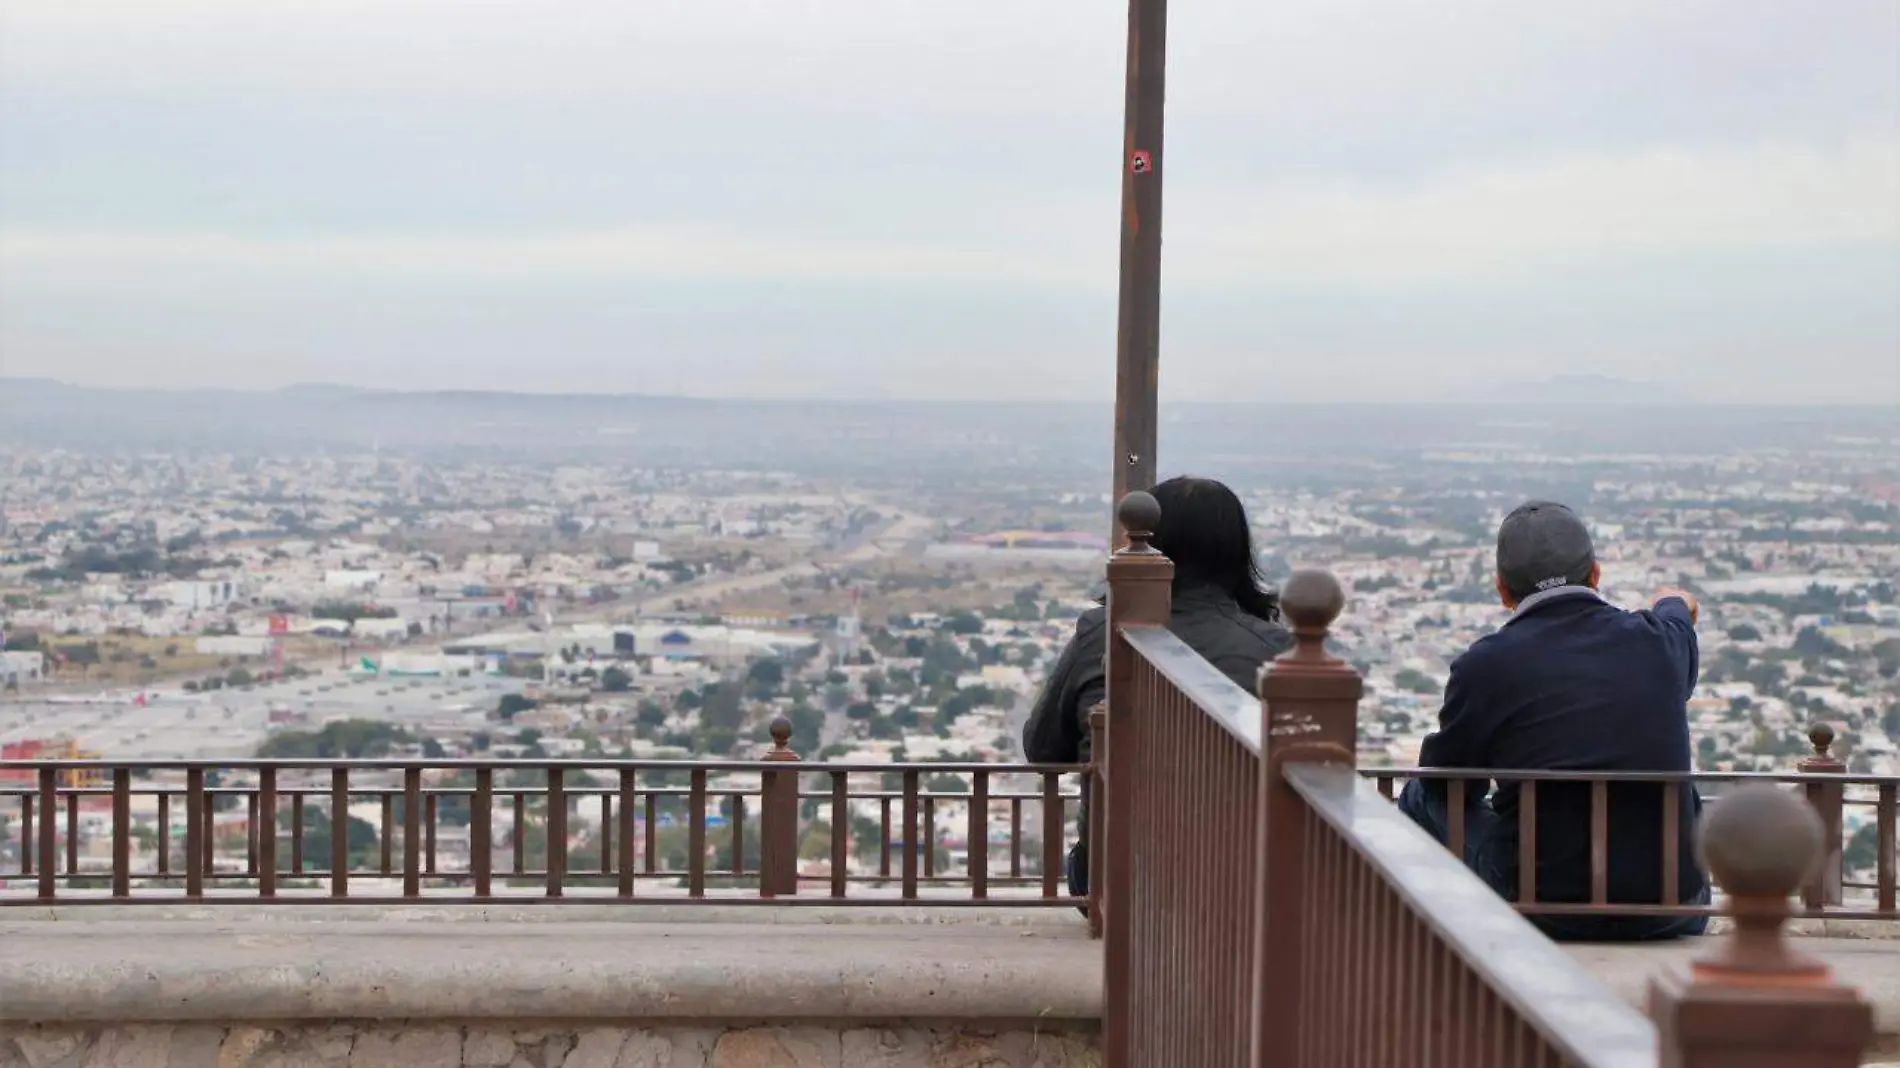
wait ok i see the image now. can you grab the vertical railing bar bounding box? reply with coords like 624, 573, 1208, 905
1518, 779, 1537, 904
546, 766, 567, 899
65, 781, 79, 875
617, 770, 636, 897
472, 768, 493, 899
288, 792, 302, 875
33, 770, 55, 900
111, 768, 131, 899
1590, 779, 1609, 905
380, 793, 394, 875
1447, 778, 1466, 865
425, 793, 439, 876
19, 793, 34, 878
687, 768, 707, 897
901, 770, 920, 900
246, 792, 259, 875
880, 796, 893, 878
921, 794, 936, 880
830, 771, 849, 899
1663, 781, 1681, 907
329, 767, 348, 898
402, 767, 422, 898
512, 793, 525, 875
600, 792, 614, 878
730, 793, 745, 877
1039, 773, 1061, 899
970, 770, 989, 900
643, 791, 658, 875
1009, 797, 1022, 879
1878, 782, 1896, 913
258, 767, 277, 899
184, 768, 205, 900
199, 786, 214, 877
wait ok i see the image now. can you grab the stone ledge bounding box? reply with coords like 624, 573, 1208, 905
0, 913, 1101, 1025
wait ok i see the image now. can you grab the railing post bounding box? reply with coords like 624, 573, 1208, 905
1797, 722, 1844, 910
1252, 570, 1361, 1068
1087, 701, 1107, 939
759, 716, 800, 898
1648, 784, 1873, 1066
1101, 491, 1173, 1068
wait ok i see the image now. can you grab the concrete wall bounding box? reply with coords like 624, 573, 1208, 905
0, 906, 1100, 1068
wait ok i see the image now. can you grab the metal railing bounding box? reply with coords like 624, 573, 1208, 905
1095, 490, 1879, 1068
0, 741, 1083, 906
1281, 762, 1655, 1066
1359, 765, 1899, 922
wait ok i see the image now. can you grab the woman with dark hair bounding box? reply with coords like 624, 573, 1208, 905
1022, 476, 1292, 898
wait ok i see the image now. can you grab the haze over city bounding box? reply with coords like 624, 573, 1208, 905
2, 0, 1897, 404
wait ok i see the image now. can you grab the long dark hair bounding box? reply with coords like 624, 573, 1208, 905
1147, 475, 1281, 622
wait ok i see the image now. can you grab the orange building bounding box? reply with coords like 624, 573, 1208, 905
0, 738, 106, 789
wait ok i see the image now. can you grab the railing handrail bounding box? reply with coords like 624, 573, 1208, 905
1284, 761, 1660, 1068
0, 759, 1085, 773
1360, 767, 1898, 786
1118, 625, 1262, 753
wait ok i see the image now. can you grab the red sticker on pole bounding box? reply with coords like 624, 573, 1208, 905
1130, 150, 1152, 174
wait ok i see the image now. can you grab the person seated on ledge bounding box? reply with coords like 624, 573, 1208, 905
1398, 500, 1710, 941
1023, 476, 1293, 902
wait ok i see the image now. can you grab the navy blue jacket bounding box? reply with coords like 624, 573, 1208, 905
1418, 588, 1707, 939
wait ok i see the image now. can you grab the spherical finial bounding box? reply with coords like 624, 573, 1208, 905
769, 716, 792, 749
1279, 569, 1346, 633
1116, 491, 1162, 547
1698, 785, 1823, 900
1808, 722, 1835, 758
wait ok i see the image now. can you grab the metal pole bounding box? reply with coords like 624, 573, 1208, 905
1110, 0, 1168, 542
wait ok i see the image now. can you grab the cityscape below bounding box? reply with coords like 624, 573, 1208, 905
1, 382, 1896, 895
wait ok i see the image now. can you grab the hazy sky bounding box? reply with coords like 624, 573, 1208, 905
2, 1, 1896, 403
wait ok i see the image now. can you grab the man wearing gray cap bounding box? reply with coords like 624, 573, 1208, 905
1398, 500, 1710, 941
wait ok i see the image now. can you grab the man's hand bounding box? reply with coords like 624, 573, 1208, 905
1652, 587, 1699, 623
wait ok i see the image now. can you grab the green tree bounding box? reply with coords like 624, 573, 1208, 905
257, 720, 412, 759
701, 684, 744, 731
600, 666, 633, 692
496, 693, 537, 722
282, 806, 379, 868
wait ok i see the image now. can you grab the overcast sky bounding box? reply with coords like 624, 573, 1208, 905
1, 0, 1896, 403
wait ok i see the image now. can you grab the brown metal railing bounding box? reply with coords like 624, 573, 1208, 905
1116, 626, 1264, 1067
1097, 490, 1879, 1068
1360, 765, 1900, 922
1280, 761, 1654, 1066
0, 737, 1083, 905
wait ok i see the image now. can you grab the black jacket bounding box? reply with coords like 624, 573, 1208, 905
1023, 583, 1293, 843
1419, 588, 1707, 939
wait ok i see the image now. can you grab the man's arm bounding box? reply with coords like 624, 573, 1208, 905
1648, 587, 1701, 702
1416, 653, 1493, 803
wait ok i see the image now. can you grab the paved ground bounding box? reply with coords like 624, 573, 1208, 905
1568, 936, 1900, 1036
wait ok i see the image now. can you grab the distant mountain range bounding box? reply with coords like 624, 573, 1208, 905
0, 378, 1889, 477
